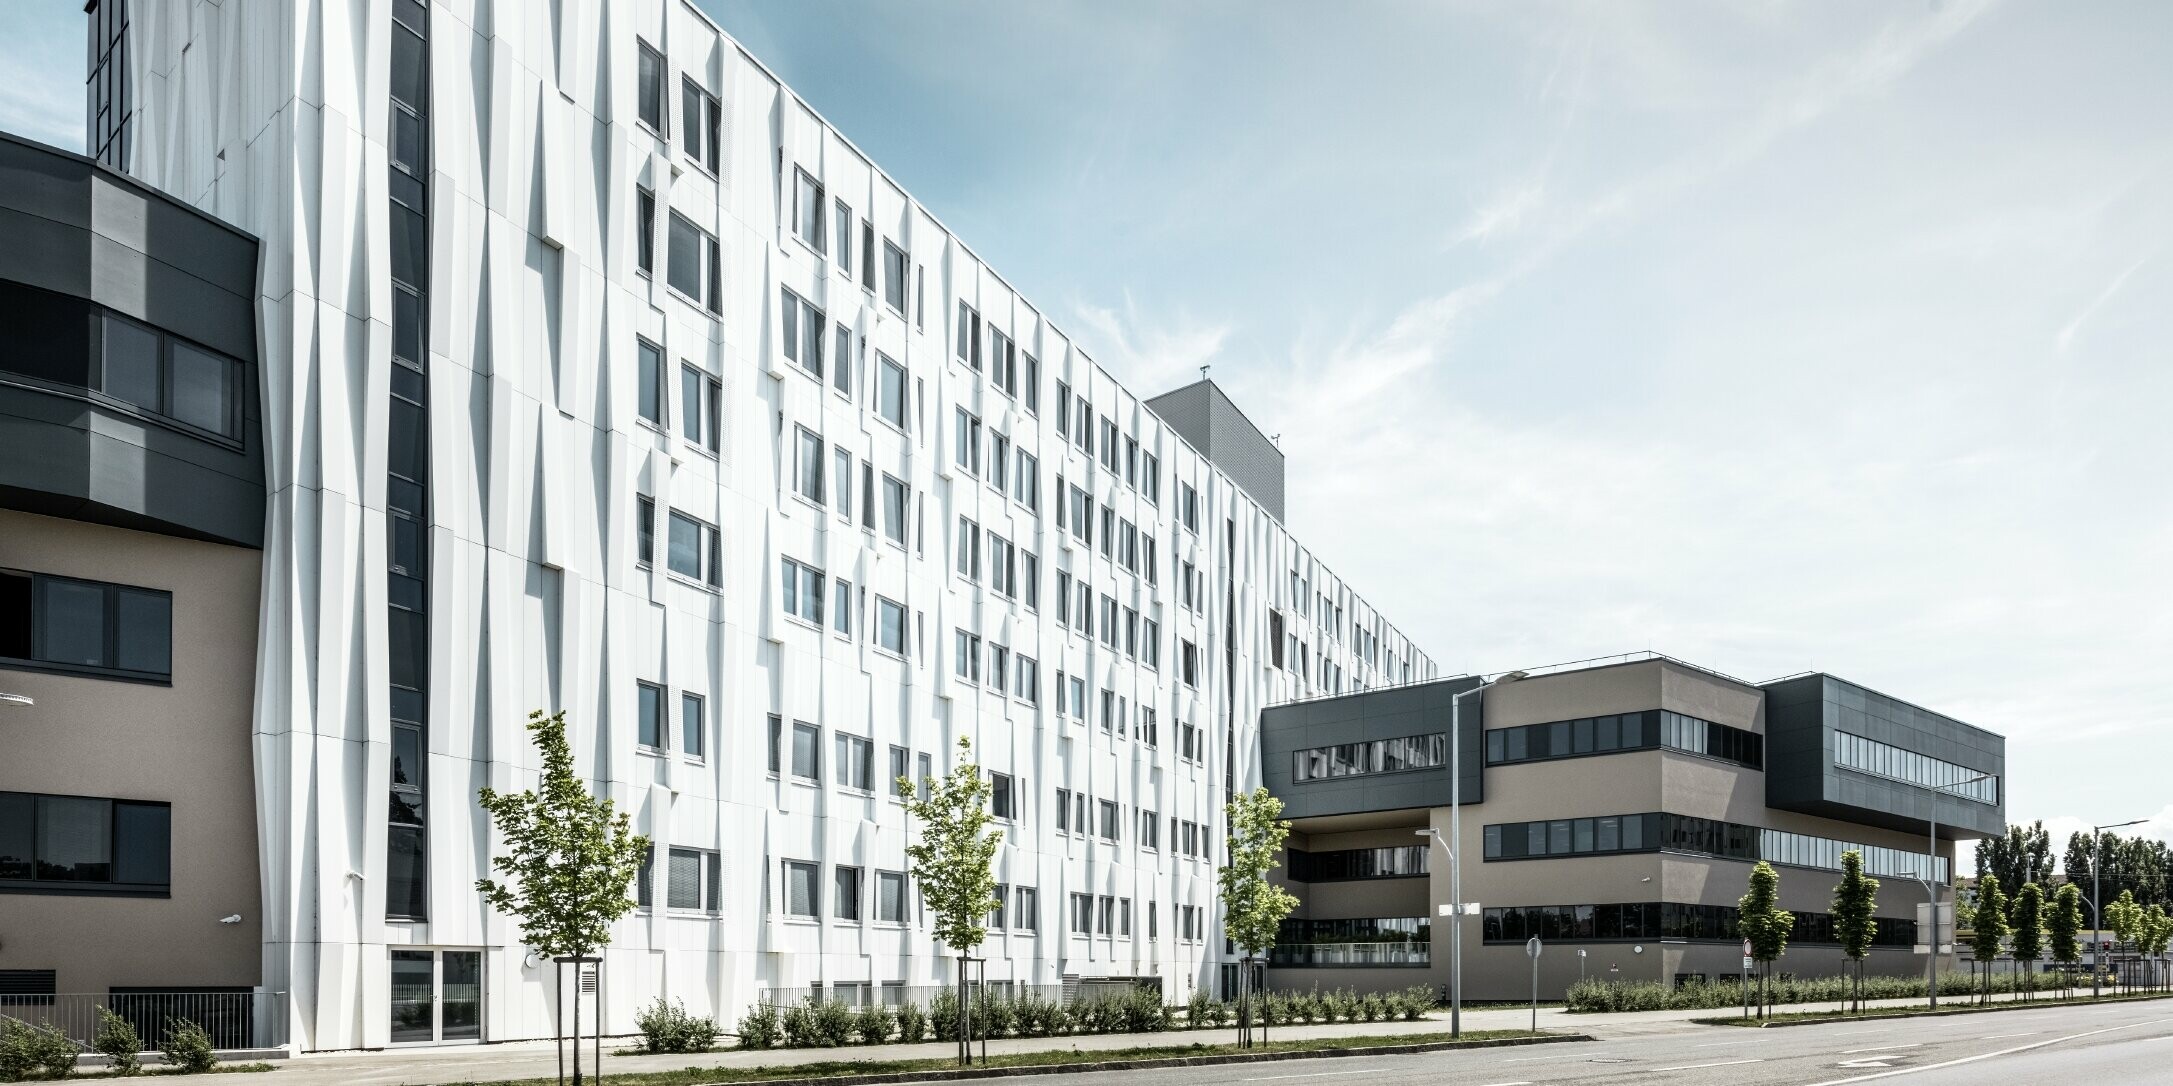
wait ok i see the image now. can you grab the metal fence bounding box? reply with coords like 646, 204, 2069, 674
0, 991, 288, 1051
758, 977, 1162, 1010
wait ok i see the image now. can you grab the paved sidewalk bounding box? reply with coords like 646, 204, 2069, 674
268, 988, 2135, 1085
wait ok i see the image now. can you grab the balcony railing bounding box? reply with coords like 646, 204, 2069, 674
0, 991, 287, 1050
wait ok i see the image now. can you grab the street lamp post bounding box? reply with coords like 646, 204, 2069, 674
1418, 669, 1524, 1038
2091, 819, 2147, 998
1920, 771, 1993, 1011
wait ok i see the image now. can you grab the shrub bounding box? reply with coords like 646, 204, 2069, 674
95, 1007, 142, 1076
1185, 990, 1212, 1030
853, 1003, 895, 1046
780, 1002, 819, 1049
811, 1000, 855, 1047
930, 989, 961, 1043
162, 1017, 217, 1075
1401, 986, 1435, 1021
635, 998, 719, 1054
1260, 991, 1287, 1027
735, 1002, 781, 1050
1120, 987, 1169, 1033
1, 1016, 81, 1081
894, 1002, 928, 1044
973, 995, 1014, 1040
1358, 993, 1384, 1022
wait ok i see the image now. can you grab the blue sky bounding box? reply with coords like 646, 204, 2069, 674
5, 1, 2169, 855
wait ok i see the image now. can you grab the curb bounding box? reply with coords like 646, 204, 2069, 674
693, 1033, 1589, 1086
1691, 992, 2173, 1028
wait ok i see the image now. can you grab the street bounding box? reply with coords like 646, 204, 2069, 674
992, 1000, 2173, 1086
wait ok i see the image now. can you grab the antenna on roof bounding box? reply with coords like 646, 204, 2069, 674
1200, 365, 1211, 382
1272, 434, 1281, 447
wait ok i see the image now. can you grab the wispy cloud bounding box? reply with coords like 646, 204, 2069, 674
2056, 251, 2154, 356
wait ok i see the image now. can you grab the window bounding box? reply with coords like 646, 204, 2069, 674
634, 338, 665, 424
1180, 483, 1199, 532
680, 364, 721, 453
1098, 800, 1119, 841
1834, 731, 1996, 804
832, 326, 853, 397
780, 558, 825, 624
990, 328, 1018, 397
1097, 895, 1115, 935
1021, 552, 1039, 610
665, 512, 722, 587
792, 168, 825, 250
954, 409, 982, 475
834, 201, 853, 276
635, 189, 656, 276
835, 733, 874, 791
790, 722, 821, 781
665, 212, 722, 314
877, 871, 907, 923
877, 354, 907, 429
635, 681, 664, 749
988, 433, 1011, 492
1070, 892, 1093, 935
988, 645, 1010, 691
1142, 620, 1160, 668
832, 579, 853, 636
953, 629, 982, 683
1100, 419, 1119, 471
782, 860, 819, 918
1056, 383, 1071, 437
1288, 845, 1428, 882
1015, 887, 1038, 932
1180, 640, 1199, 687
680, 693, 706, 759
1291, 733, 1450, 783
636, 42, 665, 131
987, 534, 1016, 598
1014, 451, 1038, 510
0, 570, 172, 682
881, 476, 909, 545
883, 242, 909, 313
989, 772, 1017, 819
780, 289, 825, 379
833, 446, 853, 519
1066, 674, 1087, 722
955, 517, 982, 582
793, 427, 826, 505
0, 791, 171, 895
1139, 809, 1160, 849
627, 498, 655, 573
875, 597, 907, 655
666, 847, 721, 912
96, 314, 242, 439
1014, 655, 1038, 705
768, 715, 783, 774
681, 77, 720, 173
1119, 897, 1132, 937
956, 303, 982, 370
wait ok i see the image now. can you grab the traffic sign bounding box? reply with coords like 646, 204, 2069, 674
1526, 936, 1543, 959
1742, 938, 1752, 956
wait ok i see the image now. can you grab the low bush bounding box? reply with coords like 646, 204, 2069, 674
852, 1003, 895, 1047
95, 1007, 143, 1076
734, 1002, 781, 1050
1399, 986, 1436, 1021
162, 1017, 218, 1075
929, 990, 961, 1043
1564, 970, 2091, 1014
1, 1016, 82, 1081
779, 1002, 818, 1049
635, 998, 719, 1054
810, 1000, 855, 1048
894, 1002, 928, 1044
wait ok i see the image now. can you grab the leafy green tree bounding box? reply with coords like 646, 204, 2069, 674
2049, 882, 2085, 994
476, 710, 648, 1085
1830, 850, 1879, 1013
2139, 905, 2173, 992
1975, 822, 2055, 902
1219, 787, 1302, 1043
1737, 861, 1793, 1018
2008, 882, 2045, 999
1969, 877, 2008, 1003
898, 736, 1004, 1065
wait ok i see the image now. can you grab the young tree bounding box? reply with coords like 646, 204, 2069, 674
2049, 883, 2085, 998
1831, 850, 1880, 1013
1969, 877, 2008, 1003
1219, 787, 1302, 1045
2139, 905, 2173, 991
476, 710, 649, 1085
1975, 822, 2055, 902
898, 736, 1004, 1065
2105, 888, 2143, 990
1737, 861, 1793, 1018
2007, 883, 2046, 1000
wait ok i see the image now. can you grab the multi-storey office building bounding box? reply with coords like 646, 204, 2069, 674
1259, 657, 2005, 998
25, 0, 1436, 1051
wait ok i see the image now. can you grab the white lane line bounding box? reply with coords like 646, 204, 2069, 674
1645, 1058, 1763, 1072
1842, 1043, 1923, 1054
1979, 1031, 2040, 1039
1693, 1038, 1763, 1047
1831, 1028, 1893, 1036
1242, 1071, 1387, 1082
1800, 1017, 2173, 1086
1472, 1082, 1534, 1086
1501, 1051, 1609, 1062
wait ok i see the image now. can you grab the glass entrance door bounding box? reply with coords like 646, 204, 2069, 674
389, 949, 484, 1044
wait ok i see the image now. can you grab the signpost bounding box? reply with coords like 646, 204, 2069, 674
1741, 939, 1753, 1019
1526, 936, 1543, 1033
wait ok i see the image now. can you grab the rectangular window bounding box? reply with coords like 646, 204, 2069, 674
833, 325, 854, 397
989, 772, 1017, 819
835, 733, 874, 791
780, 557, 825, 624
1016, 886, 1038, 932
636, 338, 664, 424
794, 426, 826, 504
883, 242, 909, 313
680, 77, 720, 173
877, 354, 908, 429
780, 289, 825, 379
636, 496, 655, 566
956, 303, 982, 370
665, 512, 722, 587
782, 860, 819, 917
832, 578, 853, 636
680, 364, 721, 453
834, 201, 853, 276
1014, 451, 1038, 511
1098, 800, 1119, 841
680, 693, 705, 759
667, 847, 719, 911
953, 409, 982, 475
877, 870, 907, 923
790, 722, 821, 781
875, 597, 907, 655
635, 681, 664, 749
635, 189, 656, 276
953, 629, 982, 683
955, 517, 982, 582
636, 42, 666, 131
96, 314, 243, 439
1071, 892, 1093, 935
793, 168, 826, 250
0, 570, 172, 682
0, 791, 170, 894
881, 476, 909, 545
1014, 655, 1038, 705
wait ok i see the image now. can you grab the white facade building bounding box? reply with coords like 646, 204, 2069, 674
103, 0, 1435, 1049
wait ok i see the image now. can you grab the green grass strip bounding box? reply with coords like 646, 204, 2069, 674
1694, 990, 2173, 1026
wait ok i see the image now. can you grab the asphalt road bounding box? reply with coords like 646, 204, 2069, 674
1000, 1000, 2173, 1086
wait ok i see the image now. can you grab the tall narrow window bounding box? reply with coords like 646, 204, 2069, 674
877, 354, 907, 429
834, 201, 854, 277
635, 188, 656, 276
681, 693, 706, 758
793, 169, 825, 250
680, 364, 720, 453
636, 42, 666, 131
883, 242, 908, 312
680, 77, 720, 173
780, 289, 825, 379
636, 338, 664, 425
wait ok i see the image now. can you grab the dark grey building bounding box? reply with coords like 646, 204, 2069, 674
1145, 378, 1285, 522
1258, 655, 2004, 999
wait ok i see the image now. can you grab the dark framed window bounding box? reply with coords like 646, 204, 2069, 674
0, 791, 171, 896
94, 313, 243, 440
636, 42, 666, 132
0, 570, 171, 683
680, 77, 721, 174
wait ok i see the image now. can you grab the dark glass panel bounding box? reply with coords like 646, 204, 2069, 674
36, 795, 111, 881
385, 825, 428, 919
38, 578, 108, 667
101, 315, 162, 413
0, 793, 34, 879
114, 588, 170, 675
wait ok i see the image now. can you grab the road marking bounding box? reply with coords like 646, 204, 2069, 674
1979, 1031, 2039, 1039
1837, 1059, 1892, 1069
1242, 1072, 1388, 1082
1693, 1038, 1763, 1047
1831, 1028, 1892, 1036
1471, 1082, 1533, 1086
1501, 1051, 1609, 1062
1645, 1058, 1764, 1073
1842, 1043, 1923, 1054
1800, 1018, 2173, 1086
